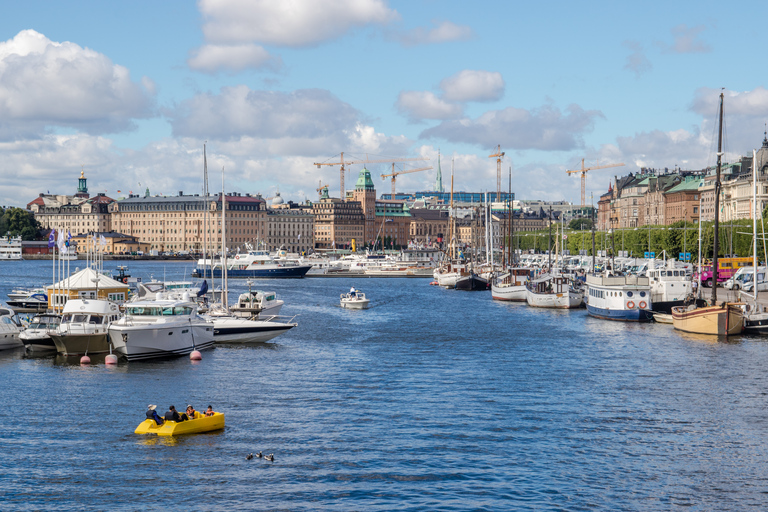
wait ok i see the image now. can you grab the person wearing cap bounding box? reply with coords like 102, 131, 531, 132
186, 405, 200, 420
164, 405, 187, 422
146, 405, 164, 425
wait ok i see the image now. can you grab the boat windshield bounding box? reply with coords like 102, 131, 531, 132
29, 318, 60, 329
126, 306, 193, 316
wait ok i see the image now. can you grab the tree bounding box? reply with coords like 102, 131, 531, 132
568, 218, 593, 230
0, 207, 41, 240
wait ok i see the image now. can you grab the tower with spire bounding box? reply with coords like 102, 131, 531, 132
75, 168, 89, 198
755, 126, 768, 178
434, 149, 444, 192
353, 167, 376, 245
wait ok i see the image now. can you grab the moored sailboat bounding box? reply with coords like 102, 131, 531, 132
672, 92, 744, 335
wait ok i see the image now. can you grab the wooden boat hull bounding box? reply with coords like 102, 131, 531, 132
135, 412, 225, 436
671, 305, 744, 336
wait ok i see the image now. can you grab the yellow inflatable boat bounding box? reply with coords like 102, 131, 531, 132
135, 412, 225, 436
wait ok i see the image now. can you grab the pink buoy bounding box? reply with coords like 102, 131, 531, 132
80, 355, 91, 365
190, 350, 202, 361
105, 354, 118, 365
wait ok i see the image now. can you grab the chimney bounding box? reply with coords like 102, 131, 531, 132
179, 191, 183, 196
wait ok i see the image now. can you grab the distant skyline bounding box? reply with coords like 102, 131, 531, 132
1, 1, 768, 209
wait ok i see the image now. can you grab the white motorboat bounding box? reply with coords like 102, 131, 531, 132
6, 288, 48, 312
0, 235, 22, 260
526, 273, 584, 309
205, 308, 297, 343
108, 299, 215, 361
50, 299, 121, 356
194, 242, 311, 278
230, 289, 283, 319
491, 268, 531, 301
19, 313, 61, 352
0, 305, 23, 350
340, 290, 370, 309
647, 260, 698, 313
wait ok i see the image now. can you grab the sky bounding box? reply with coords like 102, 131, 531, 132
1, 0, 768, 209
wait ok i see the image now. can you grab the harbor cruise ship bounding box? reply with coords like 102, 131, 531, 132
0, 236, 22, 260
586, 273, 653, 322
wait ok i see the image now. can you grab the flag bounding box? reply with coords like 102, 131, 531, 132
197, 280, 208, 297
100, 235, 107, 246
92, 233, 98, 247
57, 230, 66, 254
66, 230, 71, 249
298, 233, 301, 240
48, 230, 56, 248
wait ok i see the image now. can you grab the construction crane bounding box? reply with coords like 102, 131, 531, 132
489, 145, 505, 201
566, 158, 625, 207
313, 152, 429, 200
380, 165, 433, 197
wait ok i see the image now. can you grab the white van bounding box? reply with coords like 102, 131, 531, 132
726, 266, 766, 290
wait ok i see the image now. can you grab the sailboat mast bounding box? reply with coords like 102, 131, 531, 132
753, 148, 758, 302
221, 169, 228, 309
202, 143, 208, 271
508, 167, 513, 266
712, 91, 724, 304
450, 158, 455, 260
548, 206, 552, 271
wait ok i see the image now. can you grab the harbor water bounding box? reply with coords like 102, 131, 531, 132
2, 260, 768, 510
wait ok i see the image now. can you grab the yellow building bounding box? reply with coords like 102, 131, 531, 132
47, 267, 131, 311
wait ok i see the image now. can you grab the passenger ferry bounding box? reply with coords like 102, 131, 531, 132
0, 236, 22, 260
586, 273, 653, 322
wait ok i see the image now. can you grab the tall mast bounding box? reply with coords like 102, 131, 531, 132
711, 91, 724, 304
450, 158, 455, 260
753, 148, 758, 302
221, 169, 228, 309
202, 143, 208, 274
508, 167, 513, 266
548, 206, 552, 271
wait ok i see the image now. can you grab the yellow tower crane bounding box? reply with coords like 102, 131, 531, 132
489, 145, 505, 200
313, 152, 429, 200
316, 180, 329, 198
380, 165, 433, 197
566, 159, 625, 207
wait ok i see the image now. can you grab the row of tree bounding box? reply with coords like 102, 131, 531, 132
509, 218, 768, 262
0, 207, 41, 240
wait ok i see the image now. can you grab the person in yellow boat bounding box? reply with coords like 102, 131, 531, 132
146, 404, 164, 425
164, 405, 187, 422
205, 405, 215, 417
186, 405, 201, 420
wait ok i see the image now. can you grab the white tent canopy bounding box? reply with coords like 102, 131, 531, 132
47, 267, 129, 292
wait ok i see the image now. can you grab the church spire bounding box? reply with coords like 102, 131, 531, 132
434, 149, 444, 192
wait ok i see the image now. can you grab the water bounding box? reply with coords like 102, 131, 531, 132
2, 260, 768, 510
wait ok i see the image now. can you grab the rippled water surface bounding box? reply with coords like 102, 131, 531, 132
3, 260, 768, 511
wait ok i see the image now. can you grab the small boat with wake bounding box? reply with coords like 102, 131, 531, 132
340, 289, 370, 309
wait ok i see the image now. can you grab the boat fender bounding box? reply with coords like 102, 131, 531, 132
638, 301, 647, 309
626, 301, 635, 309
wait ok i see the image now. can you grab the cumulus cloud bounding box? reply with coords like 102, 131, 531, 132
439, 70, 504, 102
199, 0, 398, 47
658, 24, 711, 54
420, 104, 605, 151
187, 43, 282, 73
623, 40, 652, 78
0, 30, 155, 138
396, 20, 473, 46
396, 91, 463, 122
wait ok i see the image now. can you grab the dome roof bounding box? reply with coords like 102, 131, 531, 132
271, 192, 284, 206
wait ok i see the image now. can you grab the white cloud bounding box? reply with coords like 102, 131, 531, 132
396, 91, 463, 121
199, 0, 398, 47
420, 104, 604, 151
397, 20, 473, 46
622, 40, 652, 78
187, 43, 281, 73
439, 70, 504, 102
658, 24, 711, 54
0, 30, 154, 137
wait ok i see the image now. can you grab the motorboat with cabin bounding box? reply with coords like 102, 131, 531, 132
491, 268, 531, 301
108, 299, 215, 361
646, 259, 702, 313
526, 273, 584, 309
19, 313, 61, 352
204, 306, 297, 343
0, 305, 23, 350
6, 288, 48, 312
230, 288, 283, 319
49, 299, 121, 356
585, 272, 654, 322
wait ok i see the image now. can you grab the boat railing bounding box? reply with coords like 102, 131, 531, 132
259, 314, 299, 325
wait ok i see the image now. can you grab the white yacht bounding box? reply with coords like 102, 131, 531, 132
205, 307, 297, 343
19, 313, 61, 352
0, 236, 22, 260
0, 305, 23, 350
646, 260, 697, 313
6, 288, 48, 312
108, 299, 215, 361
50, 299, 121, 356
194, 243, 311, 278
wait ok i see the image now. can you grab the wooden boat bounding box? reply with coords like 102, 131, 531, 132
135, 412, 225, 436
653, 312, 673, 324
671, 304, 744, 336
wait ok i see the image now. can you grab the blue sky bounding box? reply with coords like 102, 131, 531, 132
1, 0, 767, 209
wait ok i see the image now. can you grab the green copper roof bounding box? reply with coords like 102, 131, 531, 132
355, 167, 375, 190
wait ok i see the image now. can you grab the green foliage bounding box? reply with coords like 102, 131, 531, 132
568, 218, 593, 230
0, 207, 41, 241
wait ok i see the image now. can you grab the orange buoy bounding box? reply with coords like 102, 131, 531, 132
80, 355, 91, 365
190, 350, 202, 361
105, 354, 118, 365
